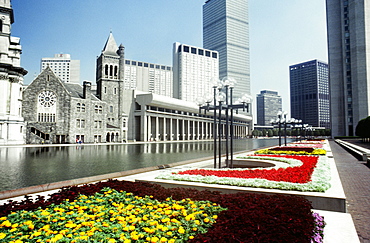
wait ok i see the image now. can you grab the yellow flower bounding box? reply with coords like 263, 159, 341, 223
150, 237, 159, 243
160, 237, 167, 242
189, 236, 195, 239
108, 239, 116, 243
1, 220, 11, 227
178, 227, 185, 234
204, 218, 210, 223
0, 233, 6, 239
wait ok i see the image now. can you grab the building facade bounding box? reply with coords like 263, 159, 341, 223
22, 67, 127, 144
326, 0, 370, 136
41, 54, 80, 83
203, 0, 250, 100
122, 90, 252, 142
124, 59, 172, 97
0, 0, 27, 145
173, 42, 219, 102
256, 90, 282, 126
290, 60, 330, 129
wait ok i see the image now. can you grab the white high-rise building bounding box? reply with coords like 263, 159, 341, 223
124, 59, 173, 97
203, 0, 250, 100
173, 42, 219, 102
41, 54, 80, 83
0, 0, 27, 145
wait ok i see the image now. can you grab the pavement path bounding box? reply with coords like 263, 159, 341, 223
329, 139, 370, 243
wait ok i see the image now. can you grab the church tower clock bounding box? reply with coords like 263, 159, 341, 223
0, 0, 28, 144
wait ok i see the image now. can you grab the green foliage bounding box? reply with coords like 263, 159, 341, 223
355, 116, 370, 138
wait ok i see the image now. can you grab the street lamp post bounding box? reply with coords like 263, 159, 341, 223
197, 77, 251, 169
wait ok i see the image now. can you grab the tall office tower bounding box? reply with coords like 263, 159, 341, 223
256, 90, 282, 126
326, 0, 370, 136
203, 0, 250, 101
41, 54, 80, 83
290, 60, 330, 129
124, 59, 173, 97
0, 0, 27, 145
173, 42, 219, 102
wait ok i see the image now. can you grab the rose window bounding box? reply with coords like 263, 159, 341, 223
38, 91, 56, 107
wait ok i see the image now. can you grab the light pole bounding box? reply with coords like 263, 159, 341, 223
197, 77, 251, 169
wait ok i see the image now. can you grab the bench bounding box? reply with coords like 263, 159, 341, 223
335, 139, 370, 165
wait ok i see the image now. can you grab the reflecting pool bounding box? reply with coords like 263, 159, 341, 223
0, 139, 283, 191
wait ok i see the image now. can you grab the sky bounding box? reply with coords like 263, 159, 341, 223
11, 0, 328, 121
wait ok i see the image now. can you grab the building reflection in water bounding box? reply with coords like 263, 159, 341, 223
0, 139, 283, 192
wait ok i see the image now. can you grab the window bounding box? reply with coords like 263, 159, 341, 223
77, 103, 81, 112
105, 65, 109, 76
114, 88, 117, 94
191, 47, 196, 54
110, 106, 113, 113
95, 105, 99, 113
81, 104, 85, 112
198, 49, 204, 55
212, 52, 217, 58
205, 51, 210, 57
183, 46, 189, 52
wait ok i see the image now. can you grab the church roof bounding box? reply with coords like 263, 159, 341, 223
64, 83, 100, 101
102, 32, 118, 56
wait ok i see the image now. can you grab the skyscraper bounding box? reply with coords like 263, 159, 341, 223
290, 60, 330, 129
41, 54, 80, 83
0, 0, 27, 145
173, 42, 219, 102
256, 90, 282, 126
203, 0, 250, 100
326, 0, 370, 136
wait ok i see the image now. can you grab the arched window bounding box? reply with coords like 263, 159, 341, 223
114, 66, 118, 77
77, 103, 81, 112
0, 20, 2, 33
104, 65, 109, 76
110, 65, 113, 76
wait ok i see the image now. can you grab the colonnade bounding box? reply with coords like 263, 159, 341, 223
143, 113, 249, 142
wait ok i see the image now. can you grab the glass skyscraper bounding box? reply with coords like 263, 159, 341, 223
290, 60, 330, 129
326, 0, 370, 136
203, 0, 250, 100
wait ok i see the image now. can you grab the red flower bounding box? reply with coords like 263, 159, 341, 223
177, 155, 319, 184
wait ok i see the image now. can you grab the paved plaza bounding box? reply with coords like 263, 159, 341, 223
329, 140, 370, 243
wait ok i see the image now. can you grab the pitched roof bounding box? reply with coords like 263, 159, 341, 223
64, 83, 100, 101
102, 32, 118, 56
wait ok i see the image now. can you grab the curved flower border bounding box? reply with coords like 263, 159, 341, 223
156, 155, 331, 192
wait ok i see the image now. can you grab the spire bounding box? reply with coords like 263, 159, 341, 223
102, 32, 118, 56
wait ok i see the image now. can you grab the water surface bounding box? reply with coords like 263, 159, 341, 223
0, 139, 282, 191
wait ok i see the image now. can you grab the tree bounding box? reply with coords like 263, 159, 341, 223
267, 129, 273, 137
355, 116, 370, 142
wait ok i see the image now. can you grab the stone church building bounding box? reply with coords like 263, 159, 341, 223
22, 33, 128, 144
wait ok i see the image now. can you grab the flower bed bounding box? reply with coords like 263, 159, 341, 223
157, 155, 331, 192
254, 148, 326, 155
0, 180, 324, 242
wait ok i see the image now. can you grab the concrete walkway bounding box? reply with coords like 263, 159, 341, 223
329, 140, 370, 243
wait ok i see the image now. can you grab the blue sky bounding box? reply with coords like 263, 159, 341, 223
11, 0, 327, 119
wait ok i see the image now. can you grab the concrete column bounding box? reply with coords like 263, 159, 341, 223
147, 115, 151, 141
169, 118, 173, 141
163, 117, 167, 141
155, 116, 159, 141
